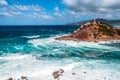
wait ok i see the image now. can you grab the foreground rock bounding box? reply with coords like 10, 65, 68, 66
55, 19, 120, 42
52, 69, 64, 80
7, 76, 28, 80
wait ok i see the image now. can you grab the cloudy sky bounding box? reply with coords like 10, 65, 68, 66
0, 0, 120, 25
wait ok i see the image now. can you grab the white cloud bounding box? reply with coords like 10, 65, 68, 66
41, 15, 51, 19
53, 6, 64, 17
61, 0, 120, 19
0, 1, 48, 19
10, 11, 22, 15
14, 5, 42, 11
106, 14, 113, 18
14, 5, 30, 11
0, 0, 8, 6
54, 12, 63, 17
68, 10, 76, 15
0, 12, 12, 16
29, 12, 52, 19
0, 11, 23, 17
63, 0, 120, 12
63, 0, 77, 7
54, 6, 59, 12
32, 5, 42, 11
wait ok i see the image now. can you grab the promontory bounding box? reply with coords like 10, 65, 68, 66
55, 19, 120, 42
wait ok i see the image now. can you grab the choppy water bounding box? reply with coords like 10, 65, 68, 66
0, 25, 120, 80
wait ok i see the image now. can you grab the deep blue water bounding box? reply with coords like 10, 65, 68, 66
0, 25, 120, 80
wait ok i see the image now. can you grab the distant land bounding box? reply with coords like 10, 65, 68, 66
67, 18, 120, 25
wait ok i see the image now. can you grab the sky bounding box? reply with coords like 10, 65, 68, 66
0, 0, 120, 25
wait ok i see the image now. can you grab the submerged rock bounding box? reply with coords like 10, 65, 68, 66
55, 19, 120, 42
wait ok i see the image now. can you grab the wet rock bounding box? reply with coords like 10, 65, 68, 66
59, 69, 64, 74
52, 69, 64, 80
21, 76, 28, 80
83, 71, 86, 74
7, 77, 13, 80
72, 72, 76, 75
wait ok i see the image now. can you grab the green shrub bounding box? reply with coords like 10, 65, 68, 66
93, 34, 97, 38
98, 26, 114, 36
116, 29, 120, 36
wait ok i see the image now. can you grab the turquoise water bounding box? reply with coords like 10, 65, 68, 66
0, 25, 120, 80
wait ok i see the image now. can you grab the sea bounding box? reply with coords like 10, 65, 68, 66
0, 25, 120, 80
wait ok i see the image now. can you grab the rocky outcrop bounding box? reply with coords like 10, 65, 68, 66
56, 19, 120, 42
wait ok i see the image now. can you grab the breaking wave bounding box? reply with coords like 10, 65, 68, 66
0, 25, 120, 80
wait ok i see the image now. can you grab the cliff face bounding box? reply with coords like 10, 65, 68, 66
55, 19, 120, 42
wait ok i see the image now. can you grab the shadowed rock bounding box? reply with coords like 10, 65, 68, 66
55, 19, 120, 42
7, 77, 13, 80
21, 76, 28, 80
72, 72, 76, 75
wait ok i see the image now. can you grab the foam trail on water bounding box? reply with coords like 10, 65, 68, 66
28, 37, 120, 51
98, 40, 120, 44
0, 54, 28, 60
22, 35, 40, 39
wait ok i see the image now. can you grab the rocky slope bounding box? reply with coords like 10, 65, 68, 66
56, 19, 120, 42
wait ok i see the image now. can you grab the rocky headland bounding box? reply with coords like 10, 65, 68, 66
55, 19, 120, 42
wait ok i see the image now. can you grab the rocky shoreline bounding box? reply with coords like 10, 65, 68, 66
6, 69, 112, 80
55, 19, 120, 42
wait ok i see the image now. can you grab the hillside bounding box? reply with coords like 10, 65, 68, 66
56, 19, 120, 42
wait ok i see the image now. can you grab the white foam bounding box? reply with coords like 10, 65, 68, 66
3, 37, 117, 80
28, 37, 56, 48
0, 54, 120, 80
56, 40, 119, 51
98, 40, 120, 44
22, 35, 40, 39
0, 54, 28, 60
28, 37, 120, 52
28, 36, 95, 48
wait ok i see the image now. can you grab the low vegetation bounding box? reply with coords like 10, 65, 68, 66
116, 29, 120, 36
98, 26, 114, 36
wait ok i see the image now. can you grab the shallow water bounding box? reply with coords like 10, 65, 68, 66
0, 25, 120, 80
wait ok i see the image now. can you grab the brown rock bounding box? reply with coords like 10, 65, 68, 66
52, 69, 64, 80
